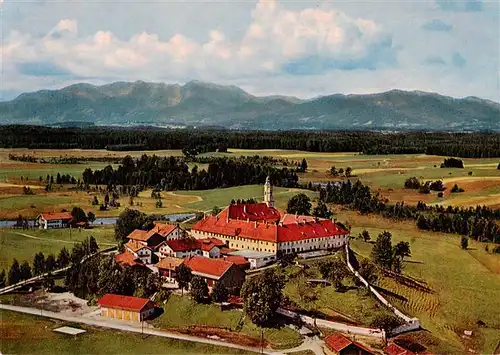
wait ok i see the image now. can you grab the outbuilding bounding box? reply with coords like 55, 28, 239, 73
227, 249, 276, 269
35, 212, 73, 229
98, 294, 156, 322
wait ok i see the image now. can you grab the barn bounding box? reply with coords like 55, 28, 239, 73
98, 294, 156, 322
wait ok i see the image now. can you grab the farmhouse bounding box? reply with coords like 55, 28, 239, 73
124, 240, 153, 264
159, 238, 201, 258
126, 223, 182, 251
191, 177, 349, 256
156, 256, 183, 283
324, 333, 376, 355
98, 294, 156, 322
183, 255, 246, 294
35, 212, 73, 229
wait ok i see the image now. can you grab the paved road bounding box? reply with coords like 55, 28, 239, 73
0, 304, 285, 354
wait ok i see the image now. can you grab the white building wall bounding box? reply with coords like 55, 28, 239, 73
278, 234, 347, 254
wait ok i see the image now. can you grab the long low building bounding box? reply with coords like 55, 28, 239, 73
227, 249, 276, 269
98, 294, 156, 322
191, 184, 349, 256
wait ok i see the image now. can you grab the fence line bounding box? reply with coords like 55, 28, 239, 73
345, 243, 420, 336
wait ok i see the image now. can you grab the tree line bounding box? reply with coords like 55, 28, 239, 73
1, 125, 499, 158
0, 237, 97, 289
312, 180, 500, 243
82, 155, 299, 191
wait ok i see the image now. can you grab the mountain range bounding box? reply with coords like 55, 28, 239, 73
1, 80, 499, 131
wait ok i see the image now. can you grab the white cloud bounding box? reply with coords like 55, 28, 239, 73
0, 0, 498, 102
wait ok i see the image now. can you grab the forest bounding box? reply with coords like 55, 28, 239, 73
82, 155, 299, 190
315, 180, 500, 243
1, 125, 500, 158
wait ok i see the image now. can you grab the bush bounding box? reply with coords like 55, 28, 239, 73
441, 158, 464, 168
429, 180, 445, 191
404, 177, 421, 189
419, 183, 430, 194
437, 192, 444, 198
451, 184, 465, 193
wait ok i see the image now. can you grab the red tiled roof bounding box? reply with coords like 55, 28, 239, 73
224, 255, 250, 267
199, 238, 224, 252
148, 223, 178, 238
325, 333, 375, 354
184, 255, 234, 279
165, 238, 201, 252
39, 212, 73, 221
156, 257, 183, 271
127, 229, 150, 242
98, 294, 154, 312
385, 343, 416, 355
192, 207, 348, 243
125, 240, 150, 253
227, 203, 281, 222
276, 216, 348, 242
199, 238, 225, 247
115, 251, 144, 267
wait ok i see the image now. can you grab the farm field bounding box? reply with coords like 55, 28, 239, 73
0, 309, 254, 355
335, 210, 500, 354
0, 227, 116, 270
152, 294, 302, 350
0, 184, 318, 220
1, 148, 499, 218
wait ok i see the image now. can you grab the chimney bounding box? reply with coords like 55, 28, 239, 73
244, 205, 247, 213
247, 218, 250, 223
254, 221, 257, 228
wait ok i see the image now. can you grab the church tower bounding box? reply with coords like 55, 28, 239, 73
264, 176, 274, 208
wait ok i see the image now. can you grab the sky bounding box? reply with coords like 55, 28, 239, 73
1, 0, 499, 101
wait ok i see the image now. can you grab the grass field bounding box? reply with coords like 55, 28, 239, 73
336, 211, 500, 354
153, 294, 302, 349
1, 148, 499, 217
0, 227, 116, 270
0, 309, 255, 355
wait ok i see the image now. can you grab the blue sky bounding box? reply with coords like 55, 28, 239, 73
1, 0, 499, 101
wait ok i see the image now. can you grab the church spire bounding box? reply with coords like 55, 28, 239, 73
264, 176, 274, 208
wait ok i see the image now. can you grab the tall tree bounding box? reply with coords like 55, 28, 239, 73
45, 254, 57, 272
393, 241, 411, 261
318, 259, 349, 290
8, 259, 21, 285
357, 259, 379, 285
286, 193, 312, 216
33, 252, 46, 275
71, 207, 88, 223
190, 276, 209, 303
371, 231, 394, 270
19, 261, 32, 281
241, 269, 284, 327
312, 200, 333, 219
114, 208, 153, 242
175, 264, 192, 296
57, 247, 71, 268
211, 282, 229, 303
